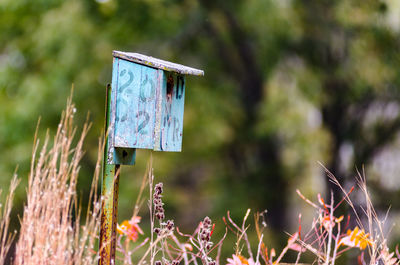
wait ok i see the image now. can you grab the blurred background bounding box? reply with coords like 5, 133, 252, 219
1, 0, 400, 263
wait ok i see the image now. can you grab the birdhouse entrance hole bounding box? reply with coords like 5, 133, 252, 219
167, 75, 174, 100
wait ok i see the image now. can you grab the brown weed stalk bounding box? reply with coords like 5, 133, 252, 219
14, 95, 101, 265
0, 172, 19, 264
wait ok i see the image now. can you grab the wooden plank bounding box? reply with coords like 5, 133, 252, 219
153, 70, 164, 150
135, 65, 158, 148
106, 58, 119, 164
113, 59, 159, 150
113, 51, 204, 76
155, 73, 185, 152
113, 59, 141, 148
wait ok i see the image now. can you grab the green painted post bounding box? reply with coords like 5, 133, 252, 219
99, 84, 120, 265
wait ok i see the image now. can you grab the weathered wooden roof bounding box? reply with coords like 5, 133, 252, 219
113, 51, 204, 76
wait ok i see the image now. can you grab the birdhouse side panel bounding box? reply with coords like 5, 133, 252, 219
113, 59, 159, 149
154, 73, 185, 152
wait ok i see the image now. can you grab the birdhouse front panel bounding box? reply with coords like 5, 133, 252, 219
113, 58, 161, 149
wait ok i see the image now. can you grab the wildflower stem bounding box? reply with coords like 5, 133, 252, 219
255, 234, 263, 265
324, 192, 334, 265
242, 209, 254, 261
149, 169, 154, 265
331, 222, 341, 265
171, 234, 189, 265
138, 236, 164, 265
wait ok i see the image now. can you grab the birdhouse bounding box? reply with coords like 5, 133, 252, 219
106, 51, 204, 165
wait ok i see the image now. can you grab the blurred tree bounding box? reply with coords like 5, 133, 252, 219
191, 0, 289, 233
291, 0, 400, 209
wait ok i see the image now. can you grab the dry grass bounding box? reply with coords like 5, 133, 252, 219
11, 95, 101, 265
0, 172, 19, 264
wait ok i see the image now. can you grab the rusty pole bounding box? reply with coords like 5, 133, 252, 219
99, 84, 120, 265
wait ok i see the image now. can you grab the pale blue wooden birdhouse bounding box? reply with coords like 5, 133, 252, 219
106, 51, 204, 165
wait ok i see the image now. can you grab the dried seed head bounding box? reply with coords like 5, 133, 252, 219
199, 216, 213, 244
155, 183, 163, 195
153, 183, 166, 220
155, 261, 162, 265
154, 198, 162, 206
172, 261, 179, 265
154, 228, 161, 235
201, 230, 210, 242
166, 220, 174, 230
156, 212, 165, 220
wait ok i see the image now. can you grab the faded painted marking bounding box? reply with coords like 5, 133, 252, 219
137, 111, 150, 134
118, 69, 134, 93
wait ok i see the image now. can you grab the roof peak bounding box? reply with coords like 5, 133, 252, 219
113, 51, 204, 76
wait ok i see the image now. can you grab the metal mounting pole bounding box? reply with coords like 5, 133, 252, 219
99, 84, 120, 265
